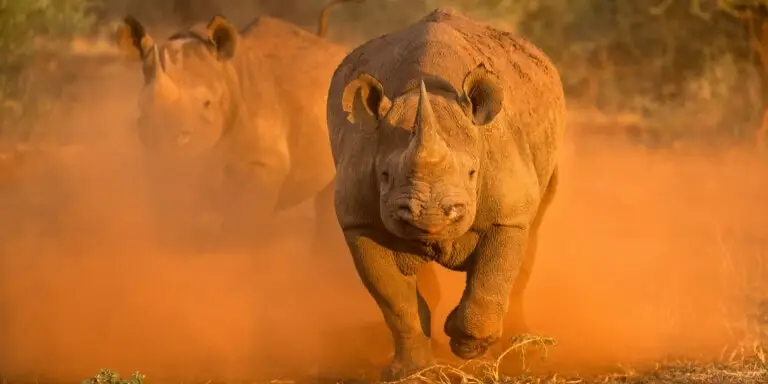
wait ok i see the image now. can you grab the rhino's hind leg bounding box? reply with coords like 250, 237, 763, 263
345, 230, 436, 381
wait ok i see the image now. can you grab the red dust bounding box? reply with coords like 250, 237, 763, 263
0, 37, 767, 384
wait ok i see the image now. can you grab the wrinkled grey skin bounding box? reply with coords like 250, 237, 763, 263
326, 8, 565, 380
115, 12, 354, 249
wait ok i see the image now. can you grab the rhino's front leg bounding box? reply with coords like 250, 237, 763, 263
217, 158, 289, 248
445, 226, 529, 360
344, 230, 435, 381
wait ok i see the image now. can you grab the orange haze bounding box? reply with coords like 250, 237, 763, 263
1, 9, 767, 384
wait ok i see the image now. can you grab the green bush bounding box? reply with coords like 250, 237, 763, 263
0, 0, 99, 97
478, 0, 762, 144
0, 0, 100, 139
81, 369, 145, 384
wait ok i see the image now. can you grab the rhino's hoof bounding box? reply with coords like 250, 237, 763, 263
444, 306, 499, 360
381, 341, 436, 383
448, 335, 495, 360
381, 358, 435, 382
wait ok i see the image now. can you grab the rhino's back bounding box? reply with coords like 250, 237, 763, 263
240, 16, 347, 83
235, 16, 347, 206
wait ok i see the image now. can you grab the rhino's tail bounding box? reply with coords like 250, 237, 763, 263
317, 0, 364, 38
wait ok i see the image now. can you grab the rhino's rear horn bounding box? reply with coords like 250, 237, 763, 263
461, 63, 503, 125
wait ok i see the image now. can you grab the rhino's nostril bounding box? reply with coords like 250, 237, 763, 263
395, 204, 414, 221
444, 203, 466, 221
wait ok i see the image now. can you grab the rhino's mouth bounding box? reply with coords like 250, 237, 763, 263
385, 200, 470, 241
393, 205, 465, 233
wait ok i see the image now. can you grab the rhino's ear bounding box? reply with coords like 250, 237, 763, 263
461, 63, 504, 125
341, 72, 392, 124
206, 15, 239, 61
115, 16, 154, 61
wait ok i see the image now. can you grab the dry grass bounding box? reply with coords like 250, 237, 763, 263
347, 335, 766, 384
62, 339, 767, 384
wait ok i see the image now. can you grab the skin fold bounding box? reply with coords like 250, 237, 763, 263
326, 8, 566, 380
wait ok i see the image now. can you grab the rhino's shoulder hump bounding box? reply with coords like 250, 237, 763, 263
332, 8, 558, 94
236, 14, 345, 82
427, 8, 559, 82
420, 7, 469, 23
241, 15, 323, 44
328, 20, 460, 95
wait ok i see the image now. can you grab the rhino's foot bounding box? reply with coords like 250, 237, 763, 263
381, 356, 436, 383
381, 337, 435, 382
444, 306, 499, 360
490, 316, 530, 359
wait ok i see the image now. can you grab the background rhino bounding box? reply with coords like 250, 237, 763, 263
114, 1, 361, 251
326, 8, 565, 380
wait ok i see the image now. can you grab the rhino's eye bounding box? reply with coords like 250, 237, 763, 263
202, 99, 211, 108
381, 171, 390, 180
468, 169, 477, 179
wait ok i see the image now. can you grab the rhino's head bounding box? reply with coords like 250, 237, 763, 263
115, 15, 241, 157
341, 64, 504, 241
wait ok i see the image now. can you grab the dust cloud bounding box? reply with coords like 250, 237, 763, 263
0, 52, 379, 382
0, 1, 767, 382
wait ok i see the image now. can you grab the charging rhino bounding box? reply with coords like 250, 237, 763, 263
114, 1, 362, 249
326, 8, 565, 380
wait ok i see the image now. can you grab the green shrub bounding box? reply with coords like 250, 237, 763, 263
512, 0, 762, 144
0, 0, 100, 139
81, 369, 146, 384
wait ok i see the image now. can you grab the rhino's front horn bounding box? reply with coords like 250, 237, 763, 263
407, 79, 450, 165
150, 45, 180, 102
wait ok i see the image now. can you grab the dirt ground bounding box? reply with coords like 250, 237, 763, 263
0, 25, 766, 384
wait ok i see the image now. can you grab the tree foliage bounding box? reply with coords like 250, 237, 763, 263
515, 0, 764, 143
0, 0, 99, 139
0, 0, 98, 96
